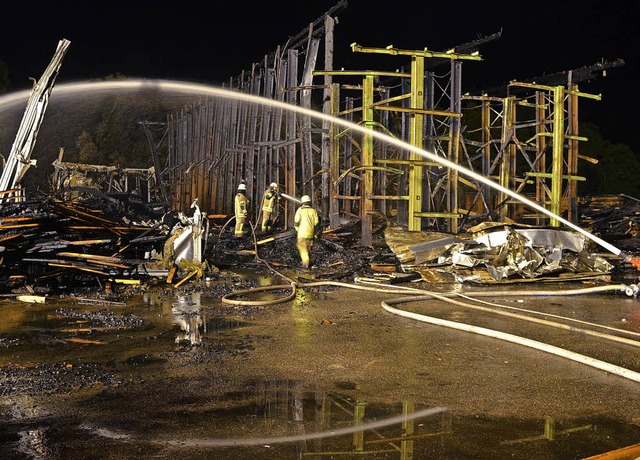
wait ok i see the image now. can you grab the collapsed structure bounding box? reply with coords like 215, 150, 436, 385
0, 2, 633, 293
161, 1, 623, 245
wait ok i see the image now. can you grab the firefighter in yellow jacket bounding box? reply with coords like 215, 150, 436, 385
234, 183, 249, 238
261, 182, 280, 233
294, 195, 319, 269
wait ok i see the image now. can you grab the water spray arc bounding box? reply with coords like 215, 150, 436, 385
3, 79, 638, 451
279, 192, 301, 204
0, 79, 631, 262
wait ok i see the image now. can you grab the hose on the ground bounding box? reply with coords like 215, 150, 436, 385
455, 290, 640, 340
221, 280, 419, 306
221, 276, 640, 383
381, 293, 640, 384
217, 216, 236, 240
354, 279, 640, 344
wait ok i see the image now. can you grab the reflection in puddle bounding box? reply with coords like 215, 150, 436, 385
501, 415, 593, 445
17, 428, 51, 460
2, 374, 640, 459
172, 292, 204, 346
3, 290, 640, 459
170, 292, 246, 345
154, 380, 640, 459
173, 379, 449, 458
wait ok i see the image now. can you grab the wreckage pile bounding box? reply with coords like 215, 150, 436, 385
0, 190, 171, 295
383, 221, 618, 285
205, 206, 636, 286
206, 216, 397, 281
579, 194, 640, 253
349, 194, 640, 286
4, 189, 640, 296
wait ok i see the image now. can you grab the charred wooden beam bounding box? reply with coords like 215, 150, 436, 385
0, 39, 71, 202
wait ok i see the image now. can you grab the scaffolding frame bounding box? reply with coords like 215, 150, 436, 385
162, 1, 620, 244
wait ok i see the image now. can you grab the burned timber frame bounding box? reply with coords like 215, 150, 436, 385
163, 1, 623, 244
0, 39, 71, 204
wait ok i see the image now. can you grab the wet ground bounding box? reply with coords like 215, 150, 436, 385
2, 266, 640, 459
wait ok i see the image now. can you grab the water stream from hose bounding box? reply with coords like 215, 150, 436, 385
0, 79, 625, 257
2, 79, 635, 450
279, 192, 301, 204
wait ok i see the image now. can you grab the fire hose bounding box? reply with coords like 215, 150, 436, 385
222, 277, 640, 384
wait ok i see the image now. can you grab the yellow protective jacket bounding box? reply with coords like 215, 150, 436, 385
262, 188, 279, 213
294, 204, 319, 239
235, 193, 248, 218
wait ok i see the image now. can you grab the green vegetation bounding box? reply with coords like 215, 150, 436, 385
578, 123, 640, 196
0, 76, 194, 189
0, 59, 9, 94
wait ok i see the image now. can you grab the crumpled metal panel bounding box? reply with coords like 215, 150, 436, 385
436, 225, 612, 281
473, 228, 585, 253
450, 252, 480, 267
410, 236, 464, 263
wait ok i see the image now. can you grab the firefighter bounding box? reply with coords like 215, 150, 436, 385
234, 183, 249, 238
294, 194, 319, 269
261, 182, 281, 233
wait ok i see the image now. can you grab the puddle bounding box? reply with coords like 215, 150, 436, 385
168, 291, 248, 346
2, 380, 640, 459
233, 269, 280, 287
16, 428, 52, 460
205, 317, 246, 332
2, 287, 640, 459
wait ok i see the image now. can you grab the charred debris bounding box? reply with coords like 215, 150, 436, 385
0, 186, 393, 300
0, 188, 170, 298
0, 26, 636, 302
1, 187, 639, 302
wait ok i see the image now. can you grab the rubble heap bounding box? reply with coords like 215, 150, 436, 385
579, 195, 640, 253
0, 192, 171, 294
206, 216, 396, 281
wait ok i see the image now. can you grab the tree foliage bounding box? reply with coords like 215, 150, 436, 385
0, 79, 193, 189
0, 59, 9, 94
578, 122, 640, 196
76, 130, 99, 164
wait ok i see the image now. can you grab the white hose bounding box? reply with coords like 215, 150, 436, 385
357, 279, 640, 343
356, 278, 637, 336
222, 277, 640, 384
381, 295, 640, 383
221, 280, 415, 306
409, 290, 640, 348
221, 283, 298, 306
464, 284, 629, 297
455, 291, 640, 340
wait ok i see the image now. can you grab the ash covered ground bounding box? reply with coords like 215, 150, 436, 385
5, 204, 640, 458
206, 216, 395, 281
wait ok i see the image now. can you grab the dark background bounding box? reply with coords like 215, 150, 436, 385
0, 0, 637, 151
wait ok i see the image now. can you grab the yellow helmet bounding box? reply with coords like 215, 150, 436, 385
238, 183, 246, 191
301, 195, 311, 204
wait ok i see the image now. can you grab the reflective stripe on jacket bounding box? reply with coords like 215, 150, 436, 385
262, 189, 278, 213
294, 205, 319, 239
235, 193, 248, 218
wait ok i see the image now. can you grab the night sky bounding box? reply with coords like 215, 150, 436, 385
1, 0, 637, 150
